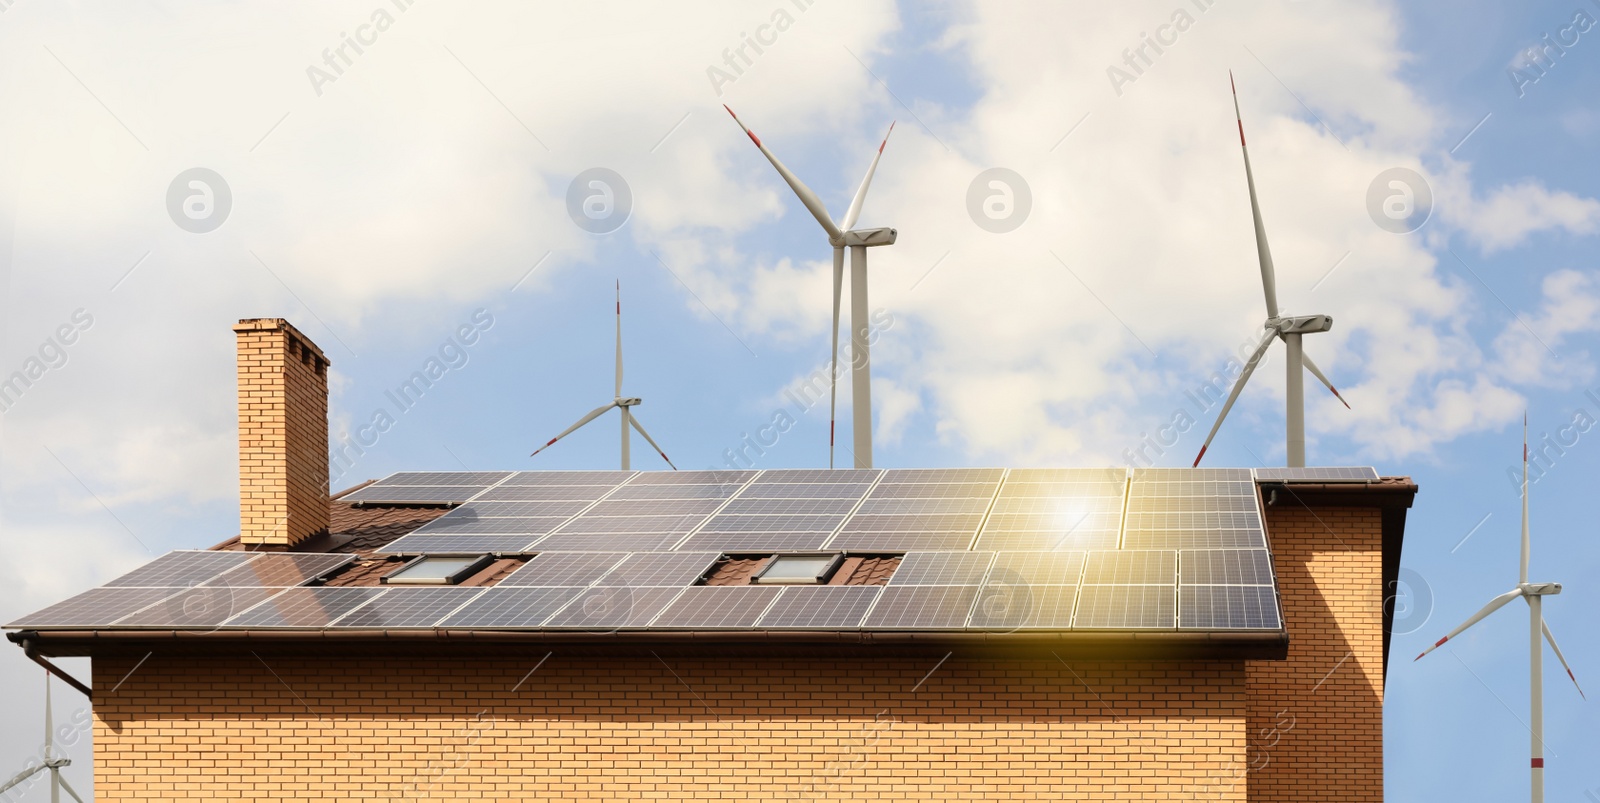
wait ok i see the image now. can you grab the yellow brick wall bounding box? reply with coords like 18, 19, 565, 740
91, 653, 1248, 801
233, 319, 329, 546
1246, 505, 1385, 802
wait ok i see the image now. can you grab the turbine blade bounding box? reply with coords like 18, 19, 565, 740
1301, 352, 1350, 409
1193, 328, 1277, 466
628, 414, 677, 470
1414, 588, 1523, 661
55, 773, 84, 803
829, 246, 844, 470
1542, 618, 1585, 699
531, 402, 618, 457
1521, 411, 1530, 585
840, 122, 895, 232
0, 764, 50, 796
43, 671, 52, 759
723, 105, 843, 241
615, 280, 624, 398
1231, 72, 1280, 320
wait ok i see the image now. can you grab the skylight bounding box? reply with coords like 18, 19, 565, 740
383, 555, 493, 585
753, 554, 843, 585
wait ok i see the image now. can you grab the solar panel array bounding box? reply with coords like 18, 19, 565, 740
2, 467, 1357, 634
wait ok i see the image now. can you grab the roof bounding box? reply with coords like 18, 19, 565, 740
7, 467, 1415, 662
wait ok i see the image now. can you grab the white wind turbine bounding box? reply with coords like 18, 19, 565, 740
530, 281, 676, 470
1193, 74, 1349, 468
0, 672, 85, 802
724, 106, 896, 469
1415, 416, 1585, 803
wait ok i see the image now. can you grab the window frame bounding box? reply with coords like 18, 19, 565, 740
752, 553, 845, 585
382, 554, 495, 585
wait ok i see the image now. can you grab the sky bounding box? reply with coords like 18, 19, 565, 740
0, 0, 1597, 799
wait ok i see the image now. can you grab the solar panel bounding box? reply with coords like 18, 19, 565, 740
607, 483, 747, 500
824, 532, 978, 551
1132, 468, 1252, 482
116, 586, 287, 628
888, 552, 995, 585
498, 470, 637, 486
650, 586, 782, 628
1124, 511, 1261, 530
330, 588, 485, 627
554, 514, 712, 534
720, 498, 862, 515
597, 553, 719, 586
499, 552, 631, 587
216, 554, 355, 587
865, 482, 996, 499
1082, 550, 1177, 584
444, 501, 594, 518
989, 496, 1124, 515
223, 587, 384, 627
860, 586, 979, 629
628, 470, 753, 485
998, 481, 1127, 499
739, 482, 875, 499
1179, 585, 1281, 629
340, 485, 482, 504
412, 516, 572, 535
880, 468, 1004, 483
476, 485, 614, 502
1128, 480, 1254, 497
1073, 585, 1176, 629
438, 587, 583, 628
854, 497, 992, 516
1254, 466, 1379, 482
377, 534, 537, 554
755, 469, 881, 483
840, 514, 986, 533
375, 471, 513, 486
103, 551, 256, 587
1123, 529, 1267, 550
1180, 549, 1275, 585
757, 586, 880, 628
982, 512, 1124, 532
6, 588, 182, 628
987, 551, 1087, 585
587, 499, 725, 517
544, 586, 686, 629
1004, 468, 1127, 483
968, 579, 1076, 630
1125, 496, 1258, 512
532, 533, 686, 551
972, 531, 1119, 551
676, 532, 833, 552
697, 514, 846, 533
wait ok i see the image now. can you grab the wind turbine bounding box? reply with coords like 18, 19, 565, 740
724, 106, 896, 469
530, 282, 676, 470
1415, 416, 1584, 803
1193, 74, 1349, 468
0, 672, 85, 802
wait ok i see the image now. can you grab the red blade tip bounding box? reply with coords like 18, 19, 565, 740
1192, 445, 1207, 467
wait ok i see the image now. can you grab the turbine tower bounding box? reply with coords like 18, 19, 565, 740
1194, 74, 1349, 468
530, 282, 676, 470
724, 106, 896, 469
1415, 416, 1585, 803
0, 672, 85, 802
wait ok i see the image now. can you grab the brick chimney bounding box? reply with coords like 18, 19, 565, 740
234, 318, 330, 547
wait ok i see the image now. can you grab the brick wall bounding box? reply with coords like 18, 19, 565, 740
1245, 504, 1385, 802
234, 318, 329, 547
91, 652, 1248, 801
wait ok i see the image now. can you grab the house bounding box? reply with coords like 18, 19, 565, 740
6, 318, 1416, 801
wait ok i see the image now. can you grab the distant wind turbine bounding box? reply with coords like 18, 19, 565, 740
1194, 73, 1349, 468
0, 672, 85, 802
724, 105, 896, 469
530, 282, 676, 470
1415, 415, 1585, 803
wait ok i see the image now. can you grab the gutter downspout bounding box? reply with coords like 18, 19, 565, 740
9, 632, 93, 698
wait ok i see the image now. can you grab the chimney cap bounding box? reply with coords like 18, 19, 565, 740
232, 318, 329, 363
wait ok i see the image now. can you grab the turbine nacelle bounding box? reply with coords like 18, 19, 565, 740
842, 227, 897, 247
1271, 314, 1334, 335
1520, 582, 1562, 596
617, 397, 642, 407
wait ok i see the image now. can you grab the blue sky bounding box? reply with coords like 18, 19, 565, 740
1, 1, 1598, 799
